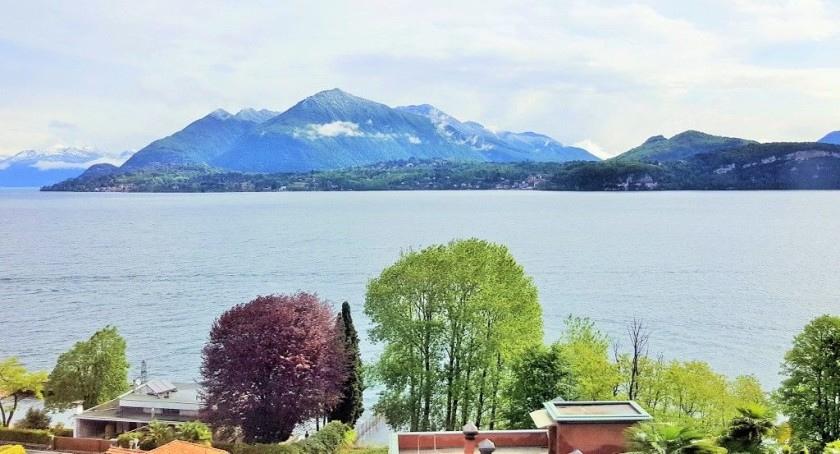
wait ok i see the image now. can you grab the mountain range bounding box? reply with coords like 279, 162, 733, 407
0, 146, 131, 187
114, 88, 597, 175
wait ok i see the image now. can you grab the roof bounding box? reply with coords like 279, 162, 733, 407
106, 440, 228, 454
151, 440, 229, 454
120, 382, 201, 407
539, 400, 652, 424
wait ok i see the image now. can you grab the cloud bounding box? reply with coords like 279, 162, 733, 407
48, 120, 79, 131
408, 135, 422, 144
296, 121, 364, 139
31, 155, 130, 171
572, 140, 612, 159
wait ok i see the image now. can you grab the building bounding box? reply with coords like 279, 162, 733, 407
106, 439, 228, 454
390, 400, 652, 454
75, 380, 203, 438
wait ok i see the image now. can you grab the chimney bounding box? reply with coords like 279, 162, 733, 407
463, 422, 479, 454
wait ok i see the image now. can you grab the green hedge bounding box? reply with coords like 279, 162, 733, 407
214, 421, 350, 454
0, 427, 53, 445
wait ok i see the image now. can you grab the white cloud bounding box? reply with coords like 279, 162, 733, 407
408, 135, 422, 144
733, 0, 838, 42
572, 140, 612, 160
296, 121, 363, 139
31, 155, 130, 170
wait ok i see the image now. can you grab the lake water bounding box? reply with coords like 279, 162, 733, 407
2, 189, 839, 398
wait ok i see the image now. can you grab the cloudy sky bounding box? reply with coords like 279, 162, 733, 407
1, 0, 839, 158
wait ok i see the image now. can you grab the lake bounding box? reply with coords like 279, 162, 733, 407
2, 189, 839, 397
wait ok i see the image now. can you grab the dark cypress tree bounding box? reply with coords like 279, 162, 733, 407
328, 302, 364, 426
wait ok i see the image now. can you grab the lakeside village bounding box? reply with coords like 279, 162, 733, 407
2, 239, 840, 454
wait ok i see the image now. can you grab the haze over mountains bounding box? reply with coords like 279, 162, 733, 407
0, 146, 131, 187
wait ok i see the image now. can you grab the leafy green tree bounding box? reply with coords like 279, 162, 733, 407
625, 422, 725, 454
0, 357, 48, 427
45, 326, 130, 410
328, 302, 365, 427
777, 315, 840, 449
366, 239, 542, 431
720, 404, 776, 454
554, 316, 620, 400
143, 420, 174, 449
500, 344, 573, 428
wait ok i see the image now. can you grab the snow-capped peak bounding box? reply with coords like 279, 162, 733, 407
209, 109, 233, 120
234, 108, 279, 123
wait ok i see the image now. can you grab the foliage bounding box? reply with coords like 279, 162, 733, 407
777, 315, 840, 449
50, 423, 73, 437
824, 441, 840, 454
720, 404, 776, 454
13, 408, 50, 430
341, 448, 388, 454
214, 421, 351, 454
0, 358, 48, 428
116, 432, 141, 448
554, 316, 621, 400
44, 326, 130, 410
366, 239, 543, 431
0, 445, 26, 454
201, 293, 347, 443
500, 344, 573, 428
625, 422, 725, 454
328, 302, 365, 427
0, 427, 53, 445
177, 420, 213, 446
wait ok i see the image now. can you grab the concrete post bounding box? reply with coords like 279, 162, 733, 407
463, 422, 479, 454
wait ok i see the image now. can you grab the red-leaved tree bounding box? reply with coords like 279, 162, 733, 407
200, 293, 347, 443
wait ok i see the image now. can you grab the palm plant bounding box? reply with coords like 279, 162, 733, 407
720, 404, 776, 453
625, 422, 727, 454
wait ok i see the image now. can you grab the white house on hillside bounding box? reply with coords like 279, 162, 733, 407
74, 380, 203, 438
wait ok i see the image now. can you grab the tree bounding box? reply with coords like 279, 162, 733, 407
500, 344, 573, 428
554, 316, 621, 400
824, 441, 840, 454
328, 302, 364, 427
366, 239, 542, 431
45, 326, 130, 410
777, 315, 840, 449
177, 421, 212, 446
14, 407, 51, 430
720, 404, 776, 454
0, 358, 48, 427
625, 422, 725, 454
200, 293, 347, 443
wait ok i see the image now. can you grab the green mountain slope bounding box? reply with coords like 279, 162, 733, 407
614, 130, 756, 162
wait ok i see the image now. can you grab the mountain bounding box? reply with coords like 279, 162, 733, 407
213, 89, 487, 172
614, 130, 756, 162
396, 104, 597, 162
818, 131, 840, 145
0, 145, 131, 187
120, 108, 279, 171
112, 89, 595, 175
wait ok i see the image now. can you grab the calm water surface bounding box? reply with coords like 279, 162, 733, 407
1, 189, 839, 393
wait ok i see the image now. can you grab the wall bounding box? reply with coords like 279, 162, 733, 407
555, 423, 631, 454
397, 430, 548, 450
54, 436, 112, 453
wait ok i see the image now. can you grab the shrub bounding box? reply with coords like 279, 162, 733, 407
824, 441, 840, 454
0, 445, 27, 454
116, 432, 142, 448
343, 429, 357, 447
14, 407, 51, 430
178, 421, 213, 446
0, 427, 53, 445
212, 420, 350, 454
50, 423, 73, 437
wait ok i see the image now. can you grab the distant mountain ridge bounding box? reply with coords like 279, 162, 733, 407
819, 131, 840, 145
614, 130, 757, 162
0, 145, 131, 187
112, 88, 598, 175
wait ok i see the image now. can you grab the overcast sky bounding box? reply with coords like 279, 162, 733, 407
1, 0, 839, 158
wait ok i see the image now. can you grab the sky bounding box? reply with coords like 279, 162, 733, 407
1, 0, 839, 159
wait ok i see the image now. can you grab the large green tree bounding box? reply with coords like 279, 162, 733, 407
500, 344, 573, 428
366, 239, 543, 431
778, 315, 840, 449
328, 302, 365, 427
0, 358, 48, 427
554, 316, 621, 400
45, 326, 130, 410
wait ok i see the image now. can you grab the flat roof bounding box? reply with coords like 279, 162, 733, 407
543, 400, 652, 423
120, 382, 201, 407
